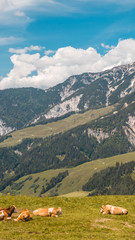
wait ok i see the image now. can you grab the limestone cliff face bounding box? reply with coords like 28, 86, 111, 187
0, 119, 15, 136
87, 128, 110, 143
85, 128, 117, 143
39, 62, 135, 122
123, 116, 135, 146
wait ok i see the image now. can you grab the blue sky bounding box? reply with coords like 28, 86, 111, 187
1, 0, 135, 89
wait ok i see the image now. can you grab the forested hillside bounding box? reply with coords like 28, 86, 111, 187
0, 63, 135, 195
0, 92, 135, 193
83, 161, 135, 195
0, 87, 60, 130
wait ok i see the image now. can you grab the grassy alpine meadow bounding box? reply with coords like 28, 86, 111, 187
0, 104, 115, 148
3, 151, 135, 197
0, 195, 135, 240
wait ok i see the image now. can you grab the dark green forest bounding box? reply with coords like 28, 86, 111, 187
39, 170, 69, 196
83, 161, 135, 195
0, 87, 61, 129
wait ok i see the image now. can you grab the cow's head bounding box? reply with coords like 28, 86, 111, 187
100, 205, 104, 213
57, 207, 62, 215
13, 205, 17, 213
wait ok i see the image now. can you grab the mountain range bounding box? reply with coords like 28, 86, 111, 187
0, 61, 135, 135
0, 61, 135, 196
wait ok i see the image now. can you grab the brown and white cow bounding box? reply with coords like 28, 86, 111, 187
0, 210, 11, 221
33, 207, 62, 217
0, 205, 17, 220
101, 205, 128, 215
14, 209, 32, 222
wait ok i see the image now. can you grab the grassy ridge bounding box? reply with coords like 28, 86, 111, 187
0, 105, 115, 148
0, 195, 135, 240
3, 151, 135, 197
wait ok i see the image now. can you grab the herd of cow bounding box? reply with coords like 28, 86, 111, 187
0, 206, 62, 221
0, 204, 128, 222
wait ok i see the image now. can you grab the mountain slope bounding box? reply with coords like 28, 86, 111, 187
0, 62, 135, 135
41, 62, 135, 120
2, 152, 135, 196
0, 87, 61, 135
0, 104, 115, 148
0, 62, 135, 196
83, 161, 135, 195
14, 93, 135, 175
0, 92, 134, 194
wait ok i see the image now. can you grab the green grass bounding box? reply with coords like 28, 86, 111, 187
3, 151, 135, 197
0, 195, 135, 240
0, 105, 115, 147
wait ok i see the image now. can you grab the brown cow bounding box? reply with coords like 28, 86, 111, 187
33, 207, 62, 217
0, 210, 11, 221
101, 205, 128, 215
0, 205, 17, 220
14, 209, 32, 222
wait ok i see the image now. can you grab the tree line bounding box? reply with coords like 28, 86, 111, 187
82, 161, 135, 195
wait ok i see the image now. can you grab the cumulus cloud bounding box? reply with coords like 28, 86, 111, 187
1, 38, 135, 90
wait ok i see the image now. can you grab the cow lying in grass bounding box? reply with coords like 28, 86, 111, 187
101, 205, 128, 215
0, 205, 17, 221
0, 210, 12, 221
14, 209, 32, 222
33, 207, 62, 217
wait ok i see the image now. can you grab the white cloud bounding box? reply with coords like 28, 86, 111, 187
0, 0, 135, 17
14, 10, 25, 17
45, 49, 55, 56
0, 0, 134, 26
1, 38, 135, 90
0, 0, 74, 13
0, 0, 38, 12
96, 38, 135, 71
0, 36, 23, 45
77, 0, 135, 3
9, 45, 45, 54
0, 1, 80, 26
0, 0, 59, 26
101, 43, 114, 49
